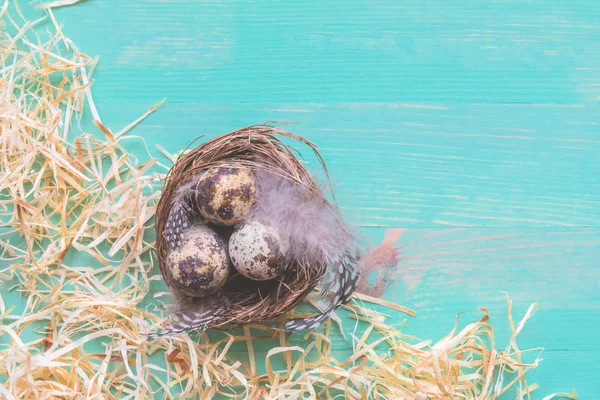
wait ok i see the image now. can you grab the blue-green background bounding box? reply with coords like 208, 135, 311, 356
13, 0, 600, 397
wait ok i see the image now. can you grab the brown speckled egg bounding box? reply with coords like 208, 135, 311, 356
196, 167, 257, 226
229, 220, 287, 281
166, 225, 230, 297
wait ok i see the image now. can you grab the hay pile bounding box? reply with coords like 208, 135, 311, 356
0, 2, 574, 399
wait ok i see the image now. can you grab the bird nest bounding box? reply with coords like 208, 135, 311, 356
153, 125, 359, 337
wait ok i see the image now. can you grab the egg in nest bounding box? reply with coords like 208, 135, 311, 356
229, 220, 288, 281
166, 225, 230, 297
196, 167, 257, 226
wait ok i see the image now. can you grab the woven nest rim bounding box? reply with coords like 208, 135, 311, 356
155, 124, 338, 326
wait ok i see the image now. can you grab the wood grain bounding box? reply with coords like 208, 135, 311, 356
13, 0, 600, 397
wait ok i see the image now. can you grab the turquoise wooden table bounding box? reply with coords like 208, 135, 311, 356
9, 0, 600, 397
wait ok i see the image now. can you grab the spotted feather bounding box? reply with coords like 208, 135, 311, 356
163, 204, 193, 250
145, 307, 224, 338
283, 253, 360, 332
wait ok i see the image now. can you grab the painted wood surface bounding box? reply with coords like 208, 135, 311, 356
13, 0, 600, 397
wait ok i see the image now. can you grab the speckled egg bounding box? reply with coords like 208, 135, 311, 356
166, 225, 230, 297
229, 220, 287, 281
196, 167, 257, 226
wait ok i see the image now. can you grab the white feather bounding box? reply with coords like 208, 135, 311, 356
248, 171, 357, 268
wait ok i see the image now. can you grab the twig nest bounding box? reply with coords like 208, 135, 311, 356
229, 220, 287, 281
166, 225, 230, 297
197, 167, 257, 225
153, 125, 361, 337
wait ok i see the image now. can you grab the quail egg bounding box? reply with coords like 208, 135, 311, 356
229, 220, 287, 281
196, 167, 257, 226
166, 225, 230, 297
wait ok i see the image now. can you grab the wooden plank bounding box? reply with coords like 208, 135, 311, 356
80, 102, 600, 228
54, 0, 600, 104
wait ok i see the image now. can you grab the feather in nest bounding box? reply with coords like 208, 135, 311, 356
249, 171, 361, 331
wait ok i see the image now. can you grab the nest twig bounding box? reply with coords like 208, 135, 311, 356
155, 124, 334, 326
